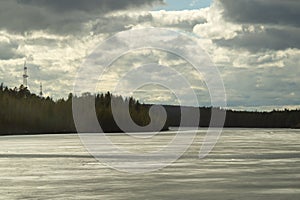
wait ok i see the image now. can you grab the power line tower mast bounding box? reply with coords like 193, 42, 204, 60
39, 82, 43, 97
23, 61, 29, 87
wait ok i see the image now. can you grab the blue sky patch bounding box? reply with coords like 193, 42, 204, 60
154, 0, 212, 11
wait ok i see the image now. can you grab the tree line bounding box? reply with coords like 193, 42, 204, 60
0, 84, 168, 135
1, 83, 300, 135
163, 105, 300, 129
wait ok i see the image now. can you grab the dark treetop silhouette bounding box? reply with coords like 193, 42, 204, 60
0, 83, 300, 135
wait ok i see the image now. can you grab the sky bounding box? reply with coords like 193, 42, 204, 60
155, 0, 212, 10
0, 0, 299, 111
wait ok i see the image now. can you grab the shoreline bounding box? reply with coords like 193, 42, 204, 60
1, 127, 299, 137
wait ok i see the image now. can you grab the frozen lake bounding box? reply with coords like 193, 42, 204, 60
0, 129, 300, 199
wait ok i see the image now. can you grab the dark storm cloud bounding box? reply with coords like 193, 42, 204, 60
0, 0, 163, 33
18, 0, 163, 13
215, 27, 300, 52
214, 0, 300, 51
218, 0, 300, 27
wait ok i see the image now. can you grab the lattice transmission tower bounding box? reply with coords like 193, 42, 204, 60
23, 61, 29, 87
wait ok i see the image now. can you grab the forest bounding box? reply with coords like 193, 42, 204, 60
163, 105, 300, 129
0, 83, 300, 135
0, 84, 166, 135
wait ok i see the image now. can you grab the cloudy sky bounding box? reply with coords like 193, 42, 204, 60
0, 0, 299, 111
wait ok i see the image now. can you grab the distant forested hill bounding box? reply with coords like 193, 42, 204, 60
162, 105, 300, 129
1, 83, 300, 135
